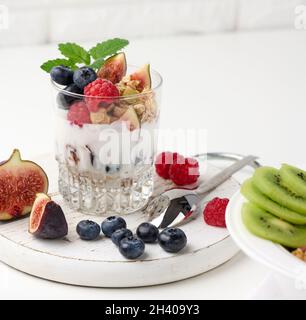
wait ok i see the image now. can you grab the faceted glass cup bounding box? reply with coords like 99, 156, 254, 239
51, 66, 162, 215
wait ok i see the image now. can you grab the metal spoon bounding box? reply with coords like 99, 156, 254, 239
146, 155, 258, 229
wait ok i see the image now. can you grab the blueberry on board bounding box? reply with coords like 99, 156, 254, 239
57, 83, 83, 109
76, 220, 101, 240
101, 216, 127, 237
158, 228, 187, 253
136, 222, 159, 243
51, 66, 74, 85
111, 228, 133, 246
119, 236, 145, 259
73, 67, 97, 89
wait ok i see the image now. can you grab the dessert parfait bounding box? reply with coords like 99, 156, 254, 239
42, 39, 162, 215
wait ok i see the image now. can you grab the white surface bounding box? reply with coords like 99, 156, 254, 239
0, 157, 239, 287
249, 272, 306, 300
0, 30, 304, 298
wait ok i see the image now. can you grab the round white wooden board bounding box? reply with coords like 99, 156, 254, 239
0, 154, 240, 287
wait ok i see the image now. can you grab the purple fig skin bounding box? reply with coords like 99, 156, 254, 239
32, 201, 68, 239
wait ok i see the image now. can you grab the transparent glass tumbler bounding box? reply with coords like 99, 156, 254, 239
52, 66, 162, 215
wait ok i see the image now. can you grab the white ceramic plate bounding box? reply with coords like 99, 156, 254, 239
226, 191, 306, 280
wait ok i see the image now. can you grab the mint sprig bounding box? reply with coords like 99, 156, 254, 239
90, 57, 105, 70
58, 43, 91, 65
41, 38, 129, 73
40, 59, 75, 73
89, 38, 129, 60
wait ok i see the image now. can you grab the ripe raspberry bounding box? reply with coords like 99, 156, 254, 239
67, 101, 91, 126
155, 152, 185, 179
84, 78, 119, 112
169, 157, 200, 185
203, 197, 229, 228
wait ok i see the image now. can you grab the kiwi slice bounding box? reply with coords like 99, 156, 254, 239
280, 164, 306, 197
241, 179, 306, 225
242, 202, 306, 248
253, 167, 306, 215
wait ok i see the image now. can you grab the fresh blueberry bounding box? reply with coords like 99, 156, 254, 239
111, 228, 133, 246
73, 67, 97, 89
76, 220, 101, 240
57, 83, 83, 109
101, 216, 127, 237
51, 66, 74, 85
119, 236, 145, 259
136, 222, 159, 243
158, 228, 187, 253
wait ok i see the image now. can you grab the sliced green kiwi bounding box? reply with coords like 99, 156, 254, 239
252, 167, 306, 215
242, 202, 306, 248
280, 164, 306, 197
241, 179, 306, 225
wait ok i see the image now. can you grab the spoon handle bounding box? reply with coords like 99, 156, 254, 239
195, 155, 258, 196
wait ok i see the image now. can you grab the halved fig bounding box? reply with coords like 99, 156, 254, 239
130, 64, 151, 92
97, 52, 127, 84
119, 107, 140, 131
29, 193, 68, 239
0, 149, 49, 220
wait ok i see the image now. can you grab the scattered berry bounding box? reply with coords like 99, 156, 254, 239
169, 157, 200, 186
73, 67, 97, 90
84, 78, 119, 112
203, 197, 229, 228
101, 216, 127, 237
51, 66, 74, 85
155, 152, 185, 179
158, 228, 187, 253
119, 236, 145, 259
136, 222, 159, 243
57, 83, 83, 109
67, 101, 91, 126
76, 220, 101, 240
111, 228, 133, 246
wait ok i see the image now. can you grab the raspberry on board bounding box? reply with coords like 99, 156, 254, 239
169, 157, 200, 186
203, 197, 229, 228
155, 152, 185, 179
84, 78, 119, 112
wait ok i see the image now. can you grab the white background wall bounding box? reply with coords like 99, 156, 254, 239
0, 0, 305, 47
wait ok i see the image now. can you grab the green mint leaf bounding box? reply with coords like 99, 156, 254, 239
67, 59, 79, 71
58, 43, 91, 65
40, 58, 73, 73
89, 38, 129, 60
90, 58, 105, 70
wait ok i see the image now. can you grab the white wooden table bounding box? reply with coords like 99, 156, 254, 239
0, 29, 304, 299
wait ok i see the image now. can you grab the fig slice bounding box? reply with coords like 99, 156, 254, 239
0, 149, 49, 220
29, 193, 68, 239
97, 52, 127, 84
119, 107, 140, 131
130, 64, 151, 92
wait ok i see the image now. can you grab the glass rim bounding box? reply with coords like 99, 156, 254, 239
51, 65, 163, 100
